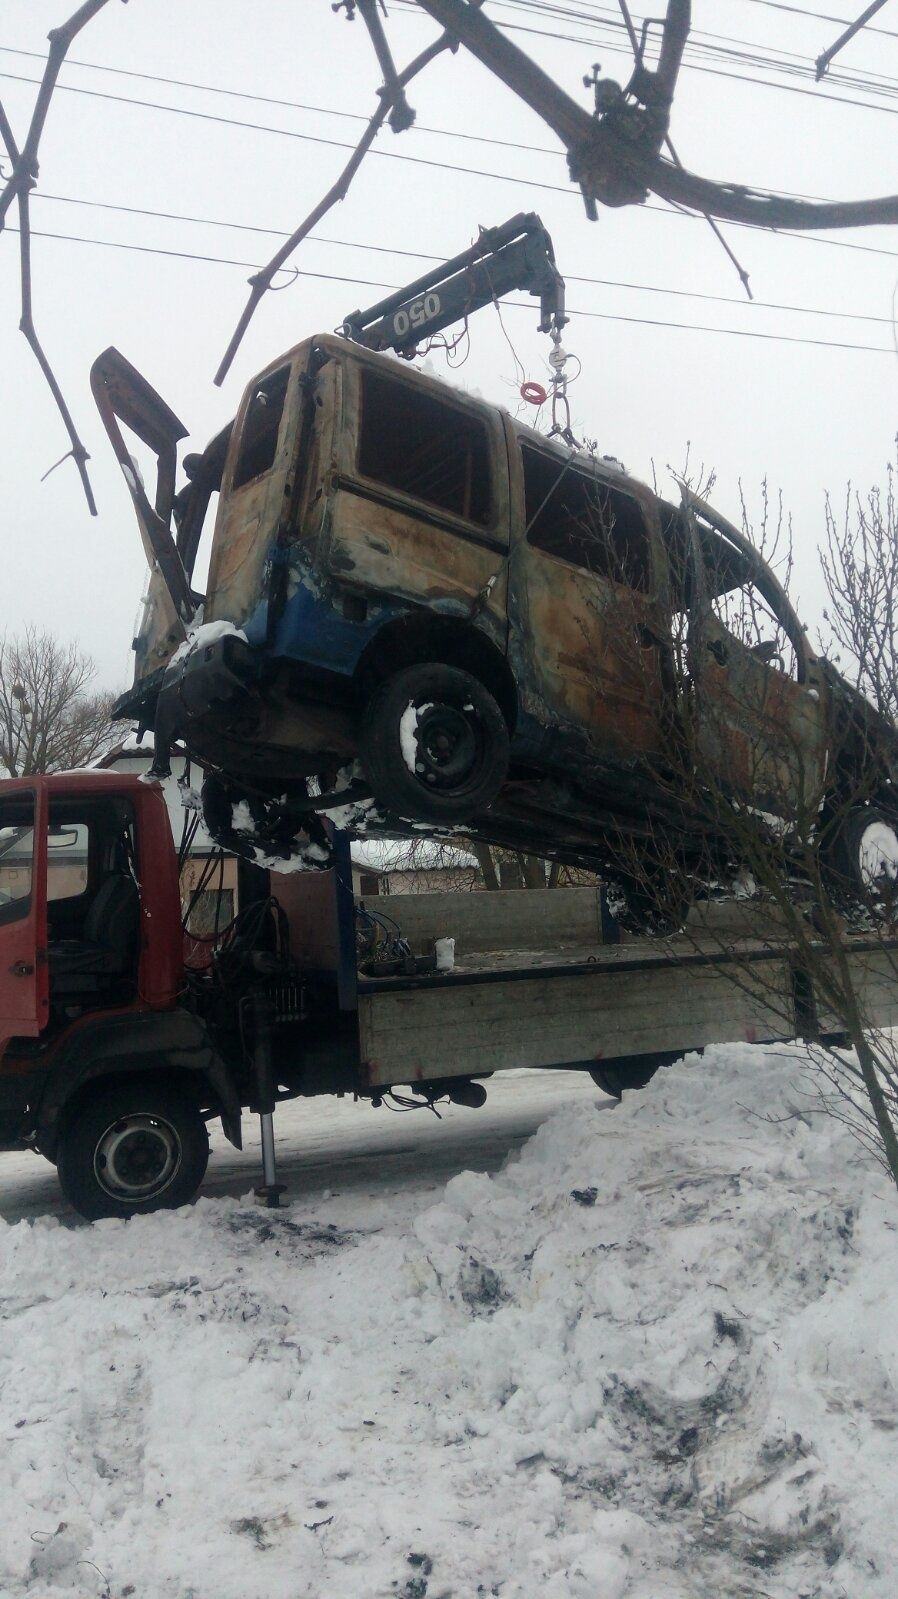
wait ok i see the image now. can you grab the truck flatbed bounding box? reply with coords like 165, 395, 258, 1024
351, 889, 898, 1089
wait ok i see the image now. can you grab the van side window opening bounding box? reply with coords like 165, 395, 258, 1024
709, 568, 799, 680
523, 445, 652, 593
358, 369, 492, 526
233, 366, 290, 490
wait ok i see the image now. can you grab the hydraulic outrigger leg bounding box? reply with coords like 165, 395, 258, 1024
251, 989, 286, 1208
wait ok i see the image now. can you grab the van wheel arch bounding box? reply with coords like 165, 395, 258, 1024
354, 613, 517, 733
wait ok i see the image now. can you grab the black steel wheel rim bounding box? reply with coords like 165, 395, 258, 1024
413, 702, 484, 793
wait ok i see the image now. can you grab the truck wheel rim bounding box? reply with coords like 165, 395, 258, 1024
94, 1114, 182, 1201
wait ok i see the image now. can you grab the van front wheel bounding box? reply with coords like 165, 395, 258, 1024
361, 663, 509, 823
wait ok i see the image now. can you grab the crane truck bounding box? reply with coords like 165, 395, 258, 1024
2, 766, 897, 1221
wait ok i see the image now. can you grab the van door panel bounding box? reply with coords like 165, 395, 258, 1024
692, 611, 828, 808
508, 433, 669, 761
205, 360, 302, 631
323, 358, 510, 640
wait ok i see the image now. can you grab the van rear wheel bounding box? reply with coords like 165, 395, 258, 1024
57, 1080, 209, 1221
823, 806, 898, 923
361, 663, 509, 823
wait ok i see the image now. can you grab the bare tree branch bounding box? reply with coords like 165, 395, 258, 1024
414, 0, 898, 231
815, 0, 892, 80
0, 0, 116, 515
0, 629, 119, 777
214, 18, 462, 385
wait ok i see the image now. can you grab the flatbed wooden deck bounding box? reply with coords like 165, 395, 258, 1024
353, 890, 898, 1089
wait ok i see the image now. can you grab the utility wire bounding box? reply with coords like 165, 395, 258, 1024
0, 44, 877, 205
390, 0, 898, 109
492, 0, 898, 45
4, 7, 898, 159
736, 0, 898, 35
5, 223, 893, 354
31, 189, 898, 328
6, 62, 898, 264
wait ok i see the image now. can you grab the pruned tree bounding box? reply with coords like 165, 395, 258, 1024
592, 471, 898, 1191
820, 459, 898, 723
0, 628, 118, 776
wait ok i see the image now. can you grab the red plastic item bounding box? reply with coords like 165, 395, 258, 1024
520, 381, 548, 405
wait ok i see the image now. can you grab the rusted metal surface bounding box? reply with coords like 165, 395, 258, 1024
102, 327, 898, 884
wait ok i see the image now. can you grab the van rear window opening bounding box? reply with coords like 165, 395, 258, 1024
358, 369, 492, 526
233, 366, 290, 489
523, 446, 653, 593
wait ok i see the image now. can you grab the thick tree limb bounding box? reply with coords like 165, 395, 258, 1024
414, 0, 898, 231
0, 0, 114, 515
214, 22, 459, 386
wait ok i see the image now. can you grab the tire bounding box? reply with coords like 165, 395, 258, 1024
590, 1060, 662, 1098
607, 869, 694, 937
360, 663, 509, 823
823, 806, 898, 923
56, 1079, 210, 1221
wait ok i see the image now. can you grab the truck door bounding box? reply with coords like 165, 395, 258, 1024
0, 785, 49, 1050
507, 436, 670, 761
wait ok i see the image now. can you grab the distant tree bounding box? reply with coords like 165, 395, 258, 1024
0, 628, 118, 776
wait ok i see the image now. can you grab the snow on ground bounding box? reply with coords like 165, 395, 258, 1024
1, 1048, 896, 1599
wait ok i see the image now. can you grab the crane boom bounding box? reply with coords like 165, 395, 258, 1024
341, 211, 566, 354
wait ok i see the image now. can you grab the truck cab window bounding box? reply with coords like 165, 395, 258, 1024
358, 368, 492, 525
233, 365, 290, 490
523, 446, 652, 592
0, 797, 34, 926
47, 823, 90, 903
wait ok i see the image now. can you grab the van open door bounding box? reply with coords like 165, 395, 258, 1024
0, 782, 49, 1053
91, 348, 197, 684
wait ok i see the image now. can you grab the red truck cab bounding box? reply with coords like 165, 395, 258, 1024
0, 772, 241, 1217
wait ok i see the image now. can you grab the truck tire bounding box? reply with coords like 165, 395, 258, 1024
823, 805, 898, 922
56, 1080, 210, 1221
360, 663, 509, 823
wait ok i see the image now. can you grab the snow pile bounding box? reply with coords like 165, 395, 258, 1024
1, 1044, 896, 1598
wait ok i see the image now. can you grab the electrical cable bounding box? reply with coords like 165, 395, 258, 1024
8, 18, 898, 143
30, 186, 898, 285
4, 223, 894, 354
736, 0, 898, 36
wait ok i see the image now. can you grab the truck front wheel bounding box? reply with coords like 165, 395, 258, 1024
56, 1080, 210, 1221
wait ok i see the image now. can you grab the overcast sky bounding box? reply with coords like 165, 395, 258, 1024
2, 0, 897, 690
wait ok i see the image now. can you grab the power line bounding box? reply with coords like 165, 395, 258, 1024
5, 51, 898, 268
0, 43, 863, 206
3, 61, 898, 230
4, 0, 898, 164
5, 222, 892, 354
389, 0, 898, 111
736, 0, 898, 37
31, 189, 898, 328
0, 44, 562, 160
0, 70, 576, 197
